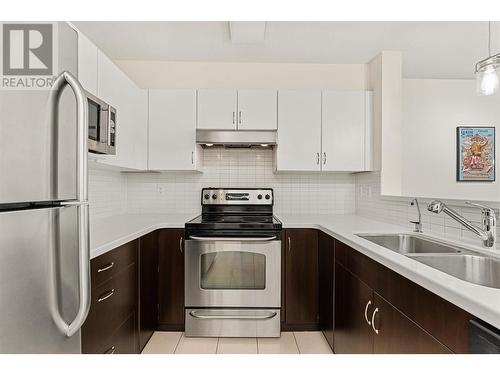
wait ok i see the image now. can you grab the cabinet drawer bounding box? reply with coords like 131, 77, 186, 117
101, 313, 137, 354
82, 265, 137, 353
91, 240, 137, 287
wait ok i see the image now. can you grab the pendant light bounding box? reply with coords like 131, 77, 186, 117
475, 21, 500, 96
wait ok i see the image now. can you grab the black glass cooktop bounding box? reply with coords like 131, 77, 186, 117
188, 214, 280, 225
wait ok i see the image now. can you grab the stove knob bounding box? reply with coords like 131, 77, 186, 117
257, 194, 263, 200
265, 194, 271, 200
212, 194, 218, 200
204, 194, 210, 200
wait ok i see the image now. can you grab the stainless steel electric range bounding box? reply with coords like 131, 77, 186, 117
184, 188, 282, 337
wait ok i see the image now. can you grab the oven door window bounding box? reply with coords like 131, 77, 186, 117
200, 252, 266, 290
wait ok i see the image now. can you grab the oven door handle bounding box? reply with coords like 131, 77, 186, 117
189, 311, 277, 320
188, 236, 277, 242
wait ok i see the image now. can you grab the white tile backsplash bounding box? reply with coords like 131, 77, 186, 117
88, 163, 127, 220
355, 171, 500, 247
88, 149, 356, 218
126, 148, 356, 215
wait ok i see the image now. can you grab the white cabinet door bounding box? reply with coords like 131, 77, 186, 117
321, 91, 371, 172
197, 89, 237, 130
276, 91, 322, 171
77, 32, 98, 95
148, 89, 201, 171
97, 51, 147, 170
237, 89, 277, 130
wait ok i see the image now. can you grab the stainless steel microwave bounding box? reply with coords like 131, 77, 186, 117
86, 91, 116, 155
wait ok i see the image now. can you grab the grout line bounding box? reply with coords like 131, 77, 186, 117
256, 337, 260, 354
172, 332, 182, 354
215, 337, 220, 354
292, 332, 301, 354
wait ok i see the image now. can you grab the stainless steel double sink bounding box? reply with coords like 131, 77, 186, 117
357, 233, 500, 289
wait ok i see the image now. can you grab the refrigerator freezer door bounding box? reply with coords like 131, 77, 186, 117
0, 22, 78, 204
0, 206, 83, 353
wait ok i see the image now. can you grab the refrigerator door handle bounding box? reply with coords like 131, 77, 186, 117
48, 71, 88, 202
48, 71, 90, 337
50, 203, 91, 337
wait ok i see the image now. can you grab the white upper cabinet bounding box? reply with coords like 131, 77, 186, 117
148, 89, 201, 171
77, 32, 98, 95
97, 51, 148, 170
197, 89, 238, 130
237, 89, 277, 130
276, 91, 322, 171
321, 91, 373, 172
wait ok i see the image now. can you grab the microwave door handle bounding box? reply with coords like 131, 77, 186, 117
189, 236, 277, 242
48, 72, 90, 337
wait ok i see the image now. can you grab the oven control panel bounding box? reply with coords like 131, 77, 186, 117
202, 188, 273, 205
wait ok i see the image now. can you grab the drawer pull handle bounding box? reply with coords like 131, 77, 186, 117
98, 289, 115, 302
97, 262, 114, 273
371, 307, 379, 334
179, 236, 183, 253
364, 300, 372, 326
105, 345, 115, 354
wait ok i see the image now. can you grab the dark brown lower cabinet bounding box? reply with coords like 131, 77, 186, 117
333, 239, 471, 354
284, 229, 319, 330
334, 262, 373, 354
318, 231, 335, 349
373, 293, 450, 354
106, 313, 137, 354
334, 262, 451, 354
82, 241, 138, 354
158, 229, 185, 331
138, 231, 159, 352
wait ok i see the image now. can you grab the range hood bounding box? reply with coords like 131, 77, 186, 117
196, 129, 277, 148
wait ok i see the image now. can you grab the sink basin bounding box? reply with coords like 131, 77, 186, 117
358, 234, 463, 254
408, 254, 500, 289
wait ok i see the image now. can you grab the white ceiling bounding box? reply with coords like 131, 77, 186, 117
73, 21, 500, 79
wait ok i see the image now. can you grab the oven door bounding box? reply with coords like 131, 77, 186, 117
185, 237, 281, 308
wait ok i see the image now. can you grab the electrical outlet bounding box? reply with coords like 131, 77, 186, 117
157, 183, 165, 196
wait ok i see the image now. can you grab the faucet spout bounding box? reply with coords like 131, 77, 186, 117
427, 200, 496, 248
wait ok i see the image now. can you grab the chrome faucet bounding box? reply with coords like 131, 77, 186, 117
410, 198, 422, 233
427, 200, 497, 248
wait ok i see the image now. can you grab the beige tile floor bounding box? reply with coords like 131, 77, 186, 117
141, 331, 332, 354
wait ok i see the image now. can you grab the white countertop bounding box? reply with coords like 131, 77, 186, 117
90, 213, 198, 259
90, 212, 500, 329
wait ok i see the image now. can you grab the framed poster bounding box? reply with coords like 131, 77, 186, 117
456, 126, 495, 182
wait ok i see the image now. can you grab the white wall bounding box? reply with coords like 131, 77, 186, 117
114, 60, 367, 90
401, 78, 500, 201
366, 51, 403, 196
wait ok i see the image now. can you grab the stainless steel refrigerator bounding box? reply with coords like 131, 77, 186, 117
0, 22, 90, 353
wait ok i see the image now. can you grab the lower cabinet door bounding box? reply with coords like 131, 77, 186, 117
318, 231, 335, 349
138, 231, 159, 351
285, 229, 319, 329
334, 262, 374, 354
158, 229, 185, 330
372, 293, 452, 354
